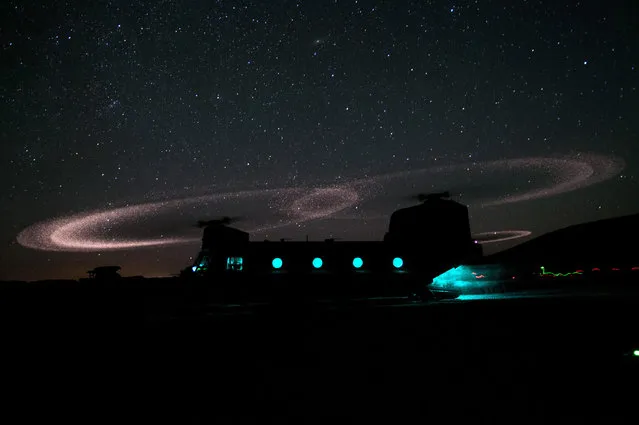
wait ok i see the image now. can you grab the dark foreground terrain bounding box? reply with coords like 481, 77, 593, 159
1, 278, 638, 423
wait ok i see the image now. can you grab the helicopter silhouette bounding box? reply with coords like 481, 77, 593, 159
407, 191, 452, 203
195, 216, 244, 228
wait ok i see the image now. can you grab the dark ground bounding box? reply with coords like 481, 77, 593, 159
1, 280, 638, 423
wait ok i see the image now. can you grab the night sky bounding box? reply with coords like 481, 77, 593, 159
2, 0, 638, 281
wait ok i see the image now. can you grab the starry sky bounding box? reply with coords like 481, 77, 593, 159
2, 0, 638, 281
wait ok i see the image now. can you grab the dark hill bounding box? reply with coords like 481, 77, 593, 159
487, 213, 639, 268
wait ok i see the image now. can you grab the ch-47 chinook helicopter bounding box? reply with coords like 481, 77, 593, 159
186, 192, 482, 302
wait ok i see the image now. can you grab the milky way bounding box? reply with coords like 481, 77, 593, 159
16, 153, 623, 252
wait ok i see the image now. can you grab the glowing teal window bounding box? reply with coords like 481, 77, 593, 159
352, 257, 363, 269
226, 257, 243, 271
392, 257, 404, 269
312, 257, 323, 269
272, 257, 283, 269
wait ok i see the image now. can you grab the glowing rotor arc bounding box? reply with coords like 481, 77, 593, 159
367, 153, 624, 208
16, 187, 361, 252
15, 153, 622, 252
472, 230, 532, 244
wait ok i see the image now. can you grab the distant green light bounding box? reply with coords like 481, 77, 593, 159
634, 350, 639, 357
352, 257, 363, 269
392, 257, 403, 269
272, 257, 283, 269
540, 266, 583, 277
312, 257, 323, 269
